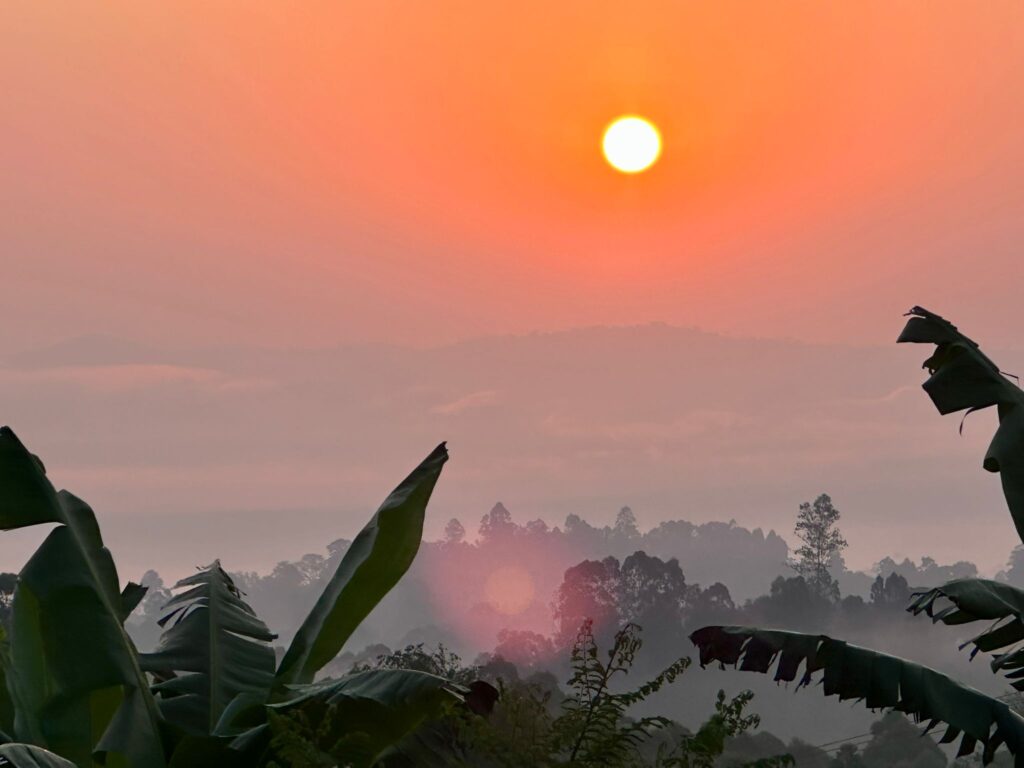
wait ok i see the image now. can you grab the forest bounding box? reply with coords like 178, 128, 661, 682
1, 308, 1024, 766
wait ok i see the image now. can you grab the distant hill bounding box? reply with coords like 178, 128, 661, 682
0, 324, 1019, 580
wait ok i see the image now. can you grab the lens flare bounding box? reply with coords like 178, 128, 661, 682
484, 565, 536, 616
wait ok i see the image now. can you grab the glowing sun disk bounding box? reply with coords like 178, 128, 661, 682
602, 116, 662, 173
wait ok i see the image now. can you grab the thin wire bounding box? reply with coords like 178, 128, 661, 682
811, 712, 1016, 753
814, 732, 872, 749
817, 727, 947, 754
820, 737, 873, 753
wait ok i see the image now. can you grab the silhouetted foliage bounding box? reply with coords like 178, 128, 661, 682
790, 494, 846, 602
691, 308, 1024, 766
619, 552, 693, 645
444, 518, 467, 546
480, 502, 516, 543
860, 712, 945, 768
875, 556, 977, 588
554, 557, 624, 646
491, 629, 557, 673
0, 572, 17, 626
997, 547, 1024, 587
615, 506, 641, 541
745, 575, 832, 631
0, 428, 475, 767
869, 572, 911, 609
356, 625, 789, 767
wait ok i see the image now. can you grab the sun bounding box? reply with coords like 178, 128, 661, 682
602, 116, 662, 174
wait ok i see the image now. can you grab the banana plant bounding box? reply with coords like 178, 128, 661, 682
139, 562, 277, 738
0, 429, 488, 767
691, 308, 1024, 766
143, 441, 488, 766
0, 428, 165, 767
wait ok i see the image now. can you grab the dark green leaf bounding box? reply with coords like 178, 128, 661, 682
1, 429, 165, 767
275, 443, 448, 688
269, 669, 464, 768
213, 692, 270, 738
898, 307, 1024, 544
910, 578, 1024, 626
0, 744, 77, 768
0, 429, 60, 530
690, 625, 1024, 765
119, 582, 148, 623
141, 562, 276, 736
0, 627, 17, 739
166, 735, 246, 768
910, 578, 1024, 688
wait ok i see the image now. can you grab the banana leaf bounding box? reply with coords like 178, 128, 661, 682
0, 744, 78, 768
164, 735, 246, 768
690, 625, 1024, 765
268, 669, 470, 768
141, 562, 277, 736
275, 443, 449, 688
898, 307, 1024, 545
0, 626, 17, 739
0, 428, 62, 531
0, 428, 165, 767
910, 578, 1024, 690
118, 583, 148, 623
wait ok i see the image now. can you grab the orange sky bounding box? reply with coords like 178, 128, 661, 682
4, 1, 1024, 351
4, 3, 1024, 581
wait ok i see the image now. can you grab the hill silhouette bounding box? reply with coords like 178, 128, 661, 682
1, 324, 1019, 580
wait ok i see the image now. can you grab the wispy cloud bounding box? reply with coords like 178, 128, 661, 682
0, 364, 276, 394
431, 390, 500, 415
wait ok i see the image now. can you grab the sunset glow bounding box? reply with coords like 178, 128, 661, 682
602, 116, 662, 173
4, 0, 1024, 600
484, 565, 537, 616
420, 532, 586, 649
6, 4, 1024, 762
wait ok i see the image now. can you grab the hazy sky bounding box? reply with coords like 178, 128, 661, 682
3, 3, 1024, 579
4, 2, 1024, 350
